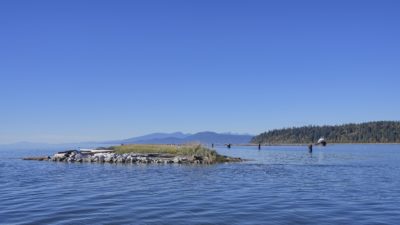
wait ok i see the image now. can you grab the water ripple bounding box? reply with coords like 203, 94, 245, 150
1, 145, 400, 224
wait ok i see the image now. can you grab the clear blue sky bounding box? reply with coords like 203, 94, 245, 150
1, 0, 399, 144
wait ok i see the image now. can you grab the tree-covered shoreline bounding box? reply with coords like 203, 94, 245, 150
252, 121, 400, 144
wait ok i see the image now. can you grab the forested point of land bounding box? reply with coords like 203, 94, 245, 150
252, 121, 400, 144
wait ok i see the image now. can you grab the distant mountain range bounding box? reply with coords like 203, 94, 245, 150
119, 132, 253, 145
0, 132, 253, 150
3, 121, 400, 150
119, 132, 190, 143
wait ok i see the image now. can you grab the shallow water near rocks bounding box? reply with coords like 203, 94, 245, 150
1, 144, 400, 225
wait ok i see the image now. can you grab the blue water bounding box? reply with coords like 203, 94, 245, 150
1, 145, 400, 225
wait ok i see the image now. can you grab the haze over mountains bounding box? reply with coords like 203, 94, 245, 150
118, 132, 253, 145
0, 132, 254, 150
118, 132, 190, 144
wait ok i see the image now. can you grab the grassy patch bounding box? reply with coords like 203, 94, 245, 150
108, 144, 237, 163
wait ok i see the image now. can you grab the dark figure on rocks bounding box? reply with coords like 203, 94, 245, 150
212, 143, 214, 148
308, 144, 313, 153
227, 144, 231, 149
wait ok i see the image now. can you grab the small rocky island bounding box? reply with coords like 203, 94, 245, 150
24, 144, 242, 164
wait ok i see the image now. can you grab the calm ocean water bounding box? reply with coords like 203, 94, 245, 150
1, 144, 399, 225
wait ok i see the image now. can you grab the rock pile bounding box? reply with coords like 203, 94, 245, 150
49, 151, 216, 164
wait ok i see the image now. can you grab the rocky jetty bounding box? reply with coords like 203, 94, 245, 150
24, 150, 242, 164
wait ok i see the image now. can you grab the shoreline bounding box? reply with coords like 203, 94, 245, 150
237, 143, 400, 146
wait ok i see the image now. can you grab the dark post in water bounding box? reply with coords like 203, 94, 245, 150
308, 144, 313, 153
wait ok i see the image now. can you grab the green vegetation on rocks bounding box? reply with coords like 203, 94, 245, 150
108, 144, 240, 163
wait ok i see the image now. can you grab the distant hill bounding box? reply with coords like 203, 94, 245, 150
252, 121, 400, 144
123, 132, 253, 145
120, 132, 189, 144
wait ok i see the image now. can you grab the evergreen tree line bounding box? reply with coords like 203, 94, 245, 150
252, 121, 400, 144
